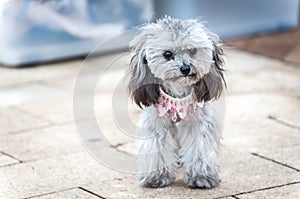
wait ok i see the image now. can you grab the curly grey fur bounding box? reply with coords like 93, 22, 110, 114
128, 16, 225, 188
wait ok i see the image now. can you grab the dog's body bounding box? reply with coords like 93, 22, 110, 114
128, 16, 225, 188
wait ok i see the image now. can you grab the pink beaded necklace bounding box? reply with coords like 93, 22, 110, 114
155, 87, 203, 122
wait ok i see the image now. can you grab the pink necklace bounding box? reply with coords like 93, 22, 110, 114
155, 87, 203, 122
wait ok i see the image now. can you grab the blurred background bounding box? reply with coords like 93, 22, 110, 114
0, 0, 299, 66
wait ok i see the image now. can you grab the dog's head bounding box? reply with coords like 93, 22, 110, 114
128, 16, 225, 108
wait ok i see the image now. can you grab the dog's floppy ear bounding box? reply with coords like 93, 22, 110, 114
194, 32, 226, 102
128, 31, 160, 108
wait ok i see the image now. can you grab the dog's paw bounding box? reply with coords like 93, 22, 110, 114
141, 177, 171, 188
185, 175, 219, 189
139, 173, 174, 188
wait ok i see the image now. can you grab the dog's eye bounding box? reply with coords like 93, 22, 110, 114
189, 48, 197, 55
143, 56, 148, 64
163, 51, 174, 60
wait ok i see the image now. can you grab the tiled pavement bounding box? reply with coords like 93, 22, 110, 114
0, 43, 300, 198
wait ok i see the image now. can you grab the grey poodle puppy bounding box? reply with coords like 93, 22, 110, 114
128, 16, 226, 188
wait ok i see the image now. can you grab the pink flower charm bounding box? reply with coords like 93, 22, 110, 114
184, 116, 190, 121
170, 107, 175, 113
164, 112, 169, 118
194, 106, 198, 112
179, 108, 184, 113
171, 115, 177, 122
162, 102, 166, 108
187, 105, 192, 111
156, 108, 160, 115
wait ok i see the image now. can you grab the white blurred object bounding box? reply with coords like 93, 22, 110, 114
0, 0, 152, 66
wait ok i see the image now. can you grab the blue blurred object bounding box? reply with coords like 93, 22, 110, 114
154, 0, 299, 38
0, 0, 298, 66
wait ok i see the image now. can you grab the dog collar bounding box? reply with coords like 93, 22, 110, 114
155, 87, 204, 122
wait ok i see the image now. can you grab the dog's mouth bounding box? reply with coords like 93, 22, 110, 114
186, 74, 197, 78
165, 73, 198, 82
183, 73, 198, 80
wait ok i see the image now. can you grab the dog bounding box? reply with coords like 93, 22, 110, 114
128, 16, 225, 188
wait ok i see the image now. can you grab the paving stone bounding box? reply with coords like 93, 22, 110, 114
0, 59, 82, 89
0, 123, 84, 162
16, 53, 131, 125
0, 82, 74, 125
116, 142, 135, 155
74, 120, 138, 175
0, 106, 49, 135
225, 48, 300, 97
94, 95, 140, 147
238, 183, 300, 199
0, 153, 19, 167
224, 93, 300, 170
226, 66, 300, 96
224, 48, 286, 73
92, 77, 140, 147
0, 151, 131, 199
222, 198, 237, 199
225, 93, 300, 137
16, 96, 74, 124
95, 118, 136, 147
73, 91, 139, 147
81, 148, 300, 199
44, 52, 129, 92
30, 188, 101, 199
251, 144, 300, 172
46, 69, 126, 94
11, 81, 123, 125
14, 88, 127, 127
0, 84, 70, 107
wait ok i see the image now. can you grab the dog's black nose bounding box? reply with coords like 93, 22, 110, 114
180, 64, 191, 76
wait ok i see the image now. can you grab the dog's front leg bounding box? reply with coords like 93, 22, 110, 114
179, 106, 221, 189
137, 108, 178, 188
